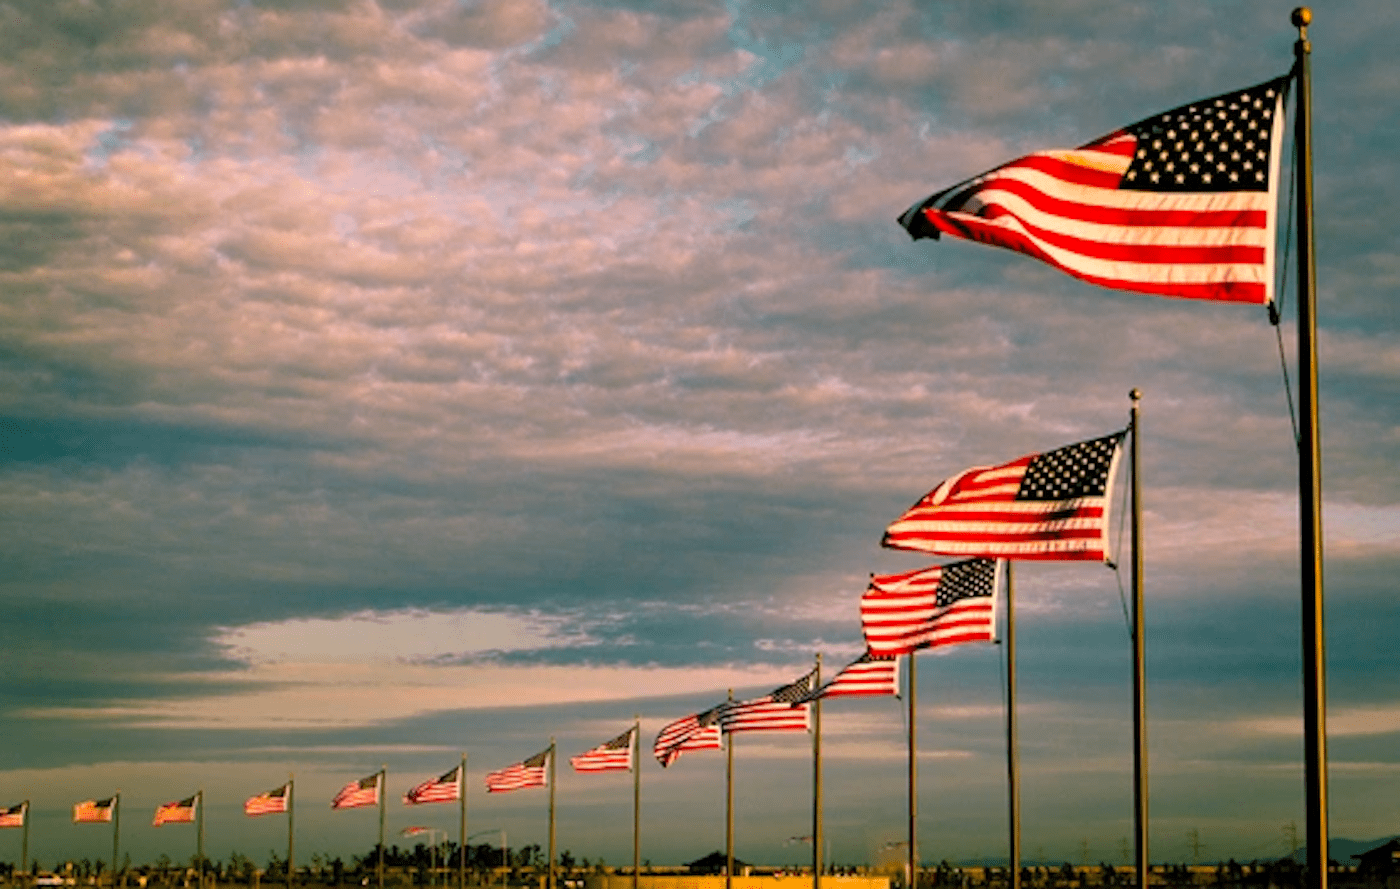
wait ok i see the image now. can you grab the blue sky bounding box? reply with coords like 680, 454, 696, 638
2, 0, 1399, 873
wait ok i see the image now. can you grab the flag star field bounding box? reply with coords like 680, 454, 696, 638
1, 0, 1399, 872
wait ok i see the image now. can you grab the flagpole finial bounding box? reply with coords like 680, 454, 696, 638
1130, 388, 1141, 404
1291, 7, 1311, 35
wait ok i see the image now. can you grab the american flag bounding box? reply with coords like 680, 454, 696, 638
720, 670, 816, 734
899, 76, 1289, 305
244, 783, 290, 817
73, 797, 115, 823
862, 559, 1000, 656
0, 802, 26, 829
152, 795, 198, 827
653, 705, 725, 768
331, 772, 382, 810
796, 652, 902, 701
485, 748, 550, 794
883, 432, 1125, 562
404, 765, 462, 805
571, 727, 636, 774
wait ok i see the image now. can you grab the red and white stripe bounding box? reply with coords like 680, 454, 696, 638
882, 450, 1119, 562
244, 785, 289, 817
862, 563, 999, 656
153, 796, 197, 827
571, 728, 635, 774
331, 773, 382, 810
809, 653, 902, 699
404, 765, 462, 804
73, 798, 115, 823
0, 802, 28, 829
485, 751, 549, 794
653, 710, 723, 767
719, 699, 811, 734
901, 90, 1284, 305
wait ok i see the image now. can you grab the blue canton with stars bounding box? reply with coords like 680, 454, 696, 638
1016, 432, 1125, 501
935, 558, 997, 606
1120, 76, 1289, 193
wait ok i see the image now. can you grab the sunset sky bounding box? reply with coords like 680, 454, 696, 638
2, 0, 1398, 873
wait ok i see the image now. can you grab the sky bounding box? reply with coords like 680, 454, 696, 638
2, 0, 1399, 874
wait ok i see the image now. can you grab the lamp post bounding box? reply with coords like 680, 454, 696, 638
403, 828, 445, 888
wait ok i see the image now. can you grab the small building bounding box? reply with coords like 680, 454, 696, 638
1352, 839, 1400, 879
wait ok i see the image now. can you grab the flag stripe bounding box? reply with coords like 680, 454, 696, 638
861, 560, 999, 656
719, 670, 816, 734
404, 765, 462, 805
815, 655, 901, 698
653, 707, 725, 768
331, 773, 382, 810
245, 784, 289, 817
153, 796, 198, 827
902, 76, 1288, 305
0, 803, 27, 829
485, 749, 550, 793
883, 433, 1124, 562
571, 728, 636, 774
73, 798, 115, 824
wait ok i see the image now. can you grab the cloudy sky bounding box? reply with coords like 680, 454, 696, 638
3, 0, 1398, 873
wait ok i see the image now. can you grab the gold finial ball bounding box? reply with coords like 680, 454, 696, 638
1292, 6, 1312, 27
1130, 388, 1141, 401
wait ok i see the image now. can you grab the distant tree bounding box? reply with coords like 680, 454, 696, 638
558, 852, 575, 872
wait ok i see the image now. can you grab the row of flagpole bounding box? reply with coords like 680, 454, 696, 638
4, 13, 1327, 889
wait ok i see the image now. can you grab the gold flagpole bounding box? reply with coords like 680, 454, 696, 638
460, 754, 468, 889
1130, 391, 1149, 889
378, 767, 387, 889
197, 790, 206, 889
1005, 563, 1019, 889
288, 776, 295, 889
112, 792, 121, 889
632, 716, 641, 889
907, 655, 916, 889
21, 801, 29, 887
812, 653, 823, 889
726, 689, 735, 889
1291, 9, 1328, 889
547, 741, 557, 889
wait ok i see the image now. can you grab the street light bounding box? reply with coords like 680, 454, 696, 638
468, 829, 507, 889
403, 827, 445, 888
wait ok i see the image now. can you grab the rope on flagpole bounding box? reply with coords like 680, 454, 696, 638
1270, 65, 1302, 447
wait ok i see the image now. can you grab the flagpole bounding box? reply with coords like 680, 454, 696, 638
907, 654, 917, 889
460, 753, 468, 889
288, 775, 295, 889
812, 652, 823, 889
726, 688, 735, 889
1291, 9, 1328, 889
632, 716, 642, 889
378, 767, 387, 889
112, 792, 121, 889
548, 740, 559, 889
197, 790, 206, 889
1005, 563, 1019, 889
21, 801, 30, 887
1129, 390, 1149, 889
